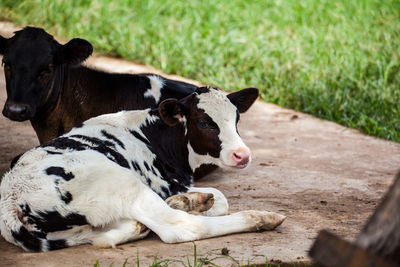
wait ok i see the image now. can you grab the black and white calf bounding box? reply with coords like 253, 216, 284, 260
0, 87, 285, 252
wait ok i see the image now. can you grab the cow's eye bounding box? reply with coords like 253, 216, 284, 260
3, 61, 11, 76
42, 63, 54, 73
37, 70, 52, 85
2, 60, 9, 68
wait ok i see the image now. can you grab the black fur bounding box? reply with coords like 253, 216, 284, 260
129, 130, 151, 147
137, 119, 193, 198
101, 130, 125, 149
46, 167, 75, 181
43, 135, 130, 169
60, 190, 73, 204
10, 153, 22, 169
70, 135, 130, 169
143, 161, 151, 171
24, 209, 88, 233
11, 227, 43, 252
45, 150, 62, 155
42, 137, 88, 151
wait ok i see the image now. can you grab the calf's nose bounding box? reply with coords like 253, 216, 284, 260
232, 149, 250, 167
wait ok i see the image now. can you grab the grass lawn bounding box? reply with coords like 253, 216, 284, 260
1, 0, 399, 141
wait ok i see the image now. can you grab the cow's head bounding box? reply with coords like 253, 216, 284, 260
159, 87, 258, 170
0, 27, 92, 121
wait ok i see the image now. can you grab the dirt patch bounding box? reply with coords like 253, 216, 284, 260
0, 22, 399, 266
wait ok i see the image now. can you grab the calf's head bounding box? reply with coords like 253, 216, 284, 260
0, 27, 92, 121
159, 87, 259, 171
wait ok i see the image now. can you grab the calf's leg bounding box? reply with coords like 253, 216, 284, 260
188, 187, 229, 216
92, 192, 218, 248
51, 192, 217, 248
130, 181, 286, 243
166, 192, 215, 214
91, 219, 150, 248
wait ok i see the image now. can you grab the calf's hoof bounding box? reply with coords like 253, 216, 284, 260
166, 192, 214, 214
244, 210, 286, 231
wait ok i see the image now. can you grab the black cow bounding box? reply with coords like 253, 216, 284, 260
0, 27, 238, 177
0, 27, 199, 143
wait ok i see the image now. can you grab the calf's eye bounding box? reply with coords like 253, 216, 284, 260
198, 120, 217, 131
199, 121, 209, 129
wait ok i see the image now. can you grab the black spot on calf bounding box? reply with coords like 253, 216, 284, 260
47, 239, 67, 250
44, 135, 130, 169
71, 134, 115, 148
59, 190, 73, 204
101, 130, 125, 149
45, 150, 62, 155
129, 130, 151, 147
25, 209, 88, 233
70, 134, 130, 169
42, 137, 88, 151
143, 161, 150, 171
11, 227, 42, 252
74, 123, 84, 128
10, 153, 22, 169
46, 167, 74, 181
131, 161, 141, 172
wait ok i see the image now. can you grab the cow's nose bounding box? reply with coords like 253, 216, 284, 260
8, 103, 28, 115
232, 149, 250, 168
3, 102, 32, 121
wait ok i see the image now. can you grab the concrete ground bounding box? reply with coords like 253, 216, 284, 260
0, 22, 399, 266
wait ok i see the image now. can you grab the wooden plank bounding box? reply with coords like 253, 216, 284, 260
356, 172, 400, 263
309, 230, 399, 267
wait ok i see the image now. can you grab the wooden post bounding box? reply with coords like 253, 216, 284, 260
355, 172, 400, 263
309, 171, 400, 266
309, 230, 398, 267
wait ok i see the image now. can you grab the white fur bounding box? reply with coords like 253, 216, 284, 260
65, 111, 171, 197
192, 89, 251, 168
187, 143, 221, 171
144, 75, 164, 103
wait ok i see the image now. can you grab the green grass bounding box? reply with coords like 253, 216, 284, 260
1, 0, 399, 141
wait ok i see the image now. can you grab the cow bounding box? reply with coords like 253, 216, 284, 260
0, 87, 285, 252
0, 26, 232, 178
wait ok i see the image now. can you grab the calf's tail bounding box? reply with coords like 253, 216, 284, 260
0, 198, 68, 252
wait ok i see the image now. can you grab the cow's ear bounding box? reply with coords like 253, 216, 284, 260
159, 98, 184, 127
55, 38, 93, 66
0, 35, 8, 54
227, 88, 259, 113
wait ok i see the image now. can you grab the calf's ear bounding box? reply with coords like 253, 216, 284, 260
55, 38, 93, 66
159, 98, 184, 126
227, 87, 259, 113
0, 35, 8, 54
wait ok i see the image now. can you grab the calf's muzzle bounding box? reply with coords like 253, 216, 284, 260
232, 149, 251, 169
